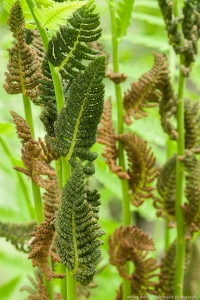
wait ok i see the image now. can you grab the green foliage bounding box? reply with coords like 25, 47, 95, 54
54, 161, 105, 286
116, 0, 135, 38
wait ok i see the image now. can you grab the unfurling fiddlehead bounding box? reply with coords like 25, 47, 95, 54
0, 221, 36, 253
97, 98, 129, 180
108, 226, 158, 297
3, 1, 42, 102
153, 155, 176, 224
11, 111, 56, 189
47, 56, 105, 161
116, 133, 157, 207
54, 161, 105, 286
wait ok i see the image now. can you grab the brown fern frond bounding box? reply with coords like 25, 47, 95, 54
97, 98, 129, 180
11, 111, 56, 189
28, 220, 65, 281
38, 137, 60, 164
30, 29, 45, 63
106, 70, 127, 84
153, 155, 176, 224
43, 175, 61, 220
116, 133, 157, 206
123, 53, 169, 125
181, 150, 200, 234
184, 99, 200, 151
3, 1, 42, 102
21, 274, 49, 300
108, 226, 158, 296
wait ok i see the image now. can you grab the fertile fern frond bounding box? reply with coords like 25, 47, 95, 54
29, 220, 65, 280
97, 98, 129, 180
20, 273, 50, 300
43, 175, 61, 220
47, 0, 101, 78
30, 29, 45, 62
116, 133, 157, 207
184, 99, 200, 151
3, 1, 42, 102
34, 1, 87, 30
181, 150, 200, 233
54, 161, 105, 285
47, 56, 105, 161
108, 226, 158, 296
153, 155, 176, 224
11, 111, 56, 189
116, 0, 135, 38
106, 70, 127, 84
123, 53, 170, 125
0, 221, 36, 253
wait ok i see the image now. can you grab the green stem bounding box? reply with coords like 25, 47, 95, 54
22, 94, 35, 139
109, 2, 131, 299
174, 56, 186, 296
44, 258, 54, 300
58, 263, 67, 300
66, 269, 76, 300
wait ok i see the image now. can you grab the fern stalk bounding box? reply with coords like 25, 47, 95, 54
108, 1, 131, 299
173, 1, 186, 295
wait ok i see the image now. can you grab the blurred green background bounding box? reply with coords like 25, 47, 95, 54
0, 0, 200, 299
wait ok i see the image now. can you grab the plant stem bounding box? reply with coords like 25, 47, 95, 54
174, 56, 186, 296
108, 2, 131, 299
22, 94, 35, 139
173, 2, 186, 296
66, 269, 76, 300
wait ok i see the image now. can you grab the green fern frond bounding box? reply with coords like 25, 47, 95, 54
54, 161, 105, 286
0, 221, 36, 253
47, 0, 101, 77
46, 55, 105, 161
34, 1, 87, 30
116, 0, 135, 38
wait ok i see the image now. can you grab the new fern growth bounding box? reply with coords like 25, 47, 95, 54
54, 161, 105, 286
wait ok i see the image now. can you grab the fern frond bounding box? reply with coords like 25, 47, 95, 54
29, 220, 65, 281
47, 56, 105, 161
47, 0, 101, 78
3, 1, 42, 102
0, 221, 36, 253
34, 1, 87, 30
106, 70, 127, 84
30, 29, 45, 62
20, 273, 50, 300
43, 175, 61, 220
181, 151, 200, 233
54, 161, 105, 285
116, 0, 135, 38
184, 99, 200, 151
123, 53, 169, 125
11, 111, 56, 189
108, 226, 158, 296
116, 133, 157, 206
158, 240, 191, 295
153, 155, 176, 223
97, 98, 129, 180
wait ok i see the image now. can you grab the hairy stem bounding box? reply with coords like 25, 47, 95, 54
109, 1, 131, 299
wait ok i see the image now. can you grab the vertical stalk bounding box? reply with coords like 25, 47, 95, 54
173, 1, 186, 296
108, 1, 131, 299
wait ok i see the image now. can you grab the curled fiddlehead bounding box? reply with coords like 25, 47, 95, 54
116, 133, 157, 207
46, 55, 105, 161
108, 226, 158, 296
0, 221, 36, 253
97, 98, 129, 180
54, 161, 105, 285
3, 1, 42, 102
